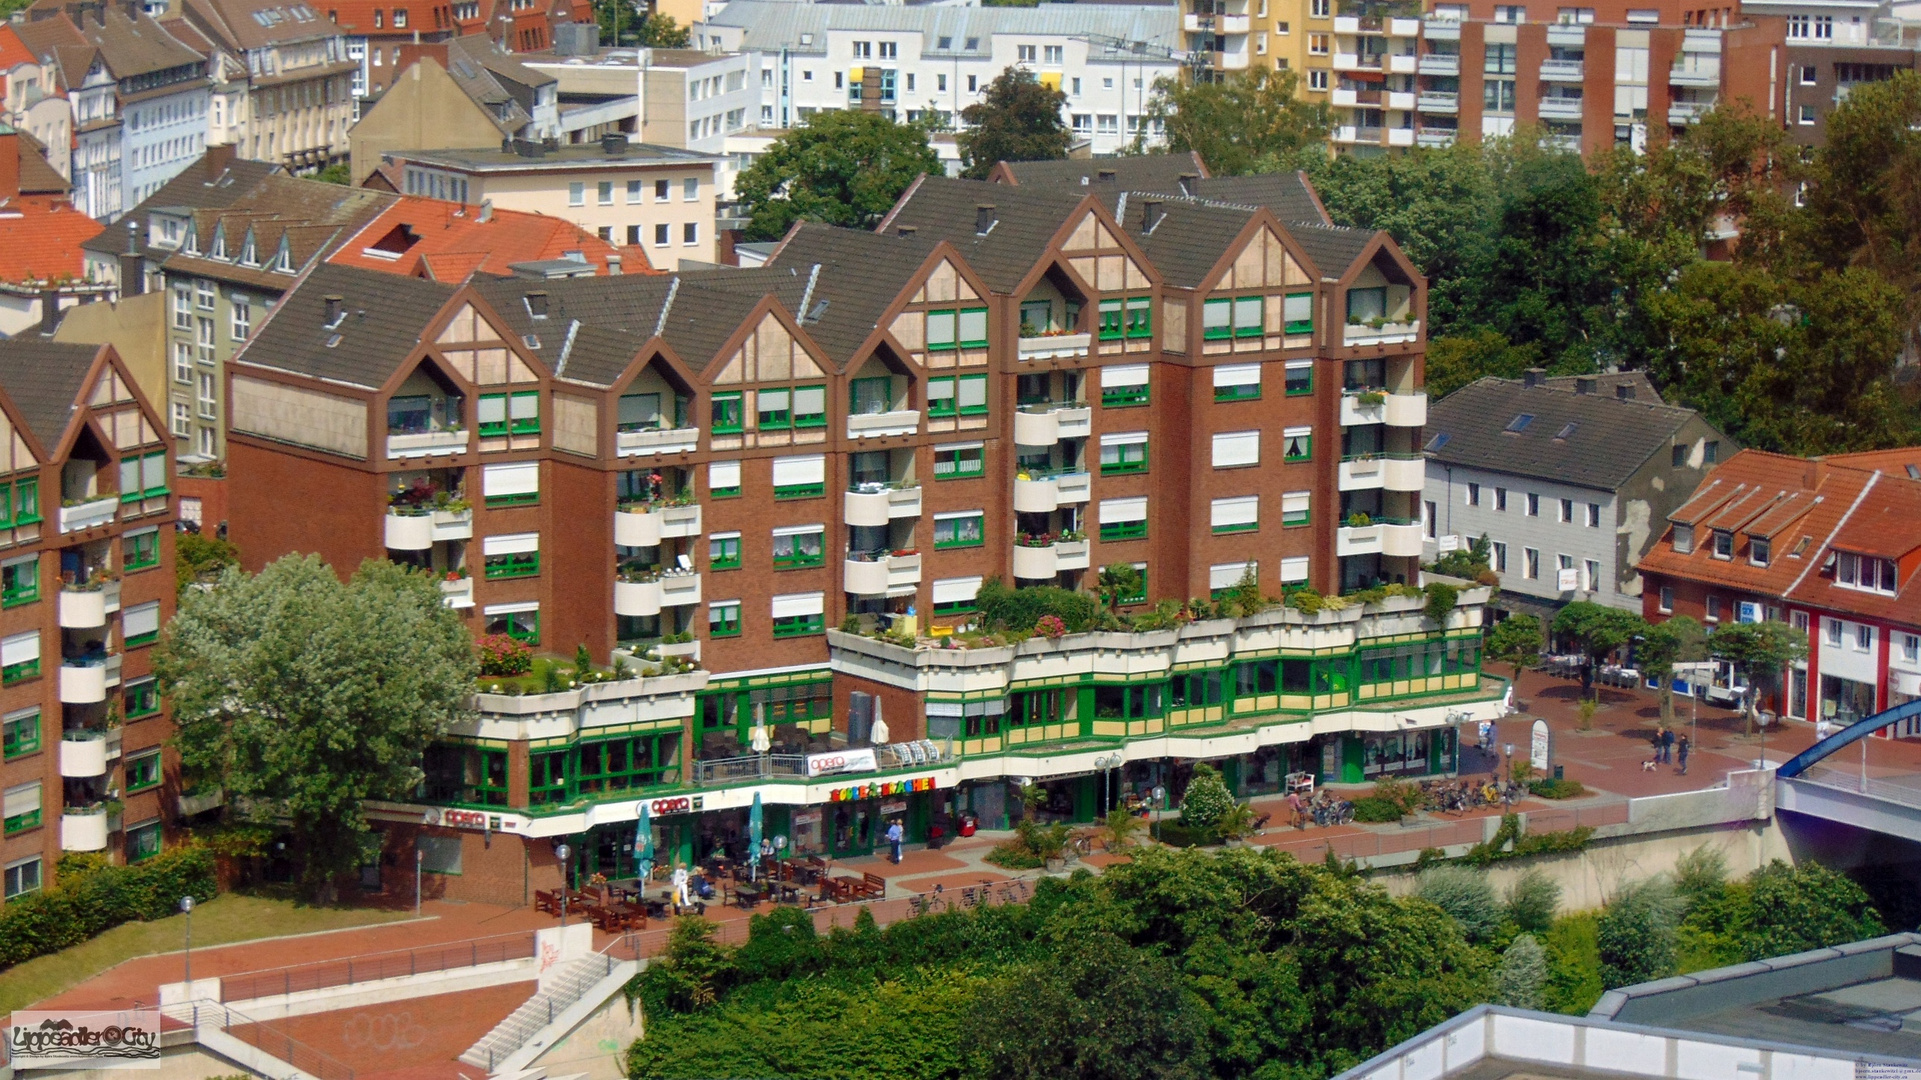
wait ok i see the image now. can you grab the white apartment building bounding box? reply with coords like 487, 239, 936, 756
696, 2, 1181, 157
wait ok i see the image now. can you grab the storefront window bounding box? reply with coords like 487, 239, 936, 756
1234, 658, 1279, 697
576, 733, 680, 794
1171, 671, 1225, 709
1093, 683, 1163, 719
1008, 689, 1067, 730
529, 749, 569, 805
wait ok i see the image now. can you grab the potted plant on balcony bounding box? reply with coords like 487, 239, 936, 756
1356, 389, 1387, 406
1346, 512, 1373, 528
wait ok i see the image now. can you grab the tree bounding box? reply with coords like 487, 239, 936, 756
957, 67, 1068, 179
1495, 934, 1548, 1009
1485, 614, 1543, 708
1504, 868, 1561, 935
1097, 563, 1144, 615
733, 111, 941, 242
634, 11, 689, 47
1147, 68, 1329, 176
1597, 878, 1683, 988
1639, 615, 1707, 725
312, 163, 351, 185
1423, 330, 1545, 400
175, 531, 239, 594
1178, 763, 1236, 832
1738, 860, 1884, 960
1709, 620, 1809, 730
1426, 533, 1496, 583
1415, 865, 1501, 942
1551, 602, 1648, 700
157, 555, 476, 899
984, 934, 1209, 1080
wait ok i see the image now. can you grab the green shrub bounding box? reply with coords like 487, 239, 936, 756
1505, 868, 1562, 935
1351, 796, 1404, 823
1672, 844, 1729, 906
1598, 879, 1684, 988
0, 845, 217, 969
1415, 865, 1501, 942
1424, 581, 1460, 623
1461, 814, 1594, 866
1178, 763, 1235, 831
1151, 819, 1217, 848
975, 578, 1098, 634
1495, 933, 1548, 1009
1527, 777, 1586, 800
986, 820, 1072, 869
1541, 912, 1605, 1014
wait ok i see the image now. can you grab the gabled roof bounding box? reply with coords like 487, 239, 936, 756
439, 35, 554, 137
235, 261, 456, 389
180, 0, 338, 53
11, 129, 72, 196
155, 173, 393, 286
1089, 190, 1264, 289
1426, 377, 1715, 492
0, 199, 104, 286
0, 339, 101, 450
0, 25, 42, 70
1283, 220, 1378, 281
327, 196, 644, 281
764, 221, 941, 365
80, 150, 282, 259
39, 5, 207, 79
993, 151, 1209, 191
1186, 171, 1328, 226
877, 175, 1098, 294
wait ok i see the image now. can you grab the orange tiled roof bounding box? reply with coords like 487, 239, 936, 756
0, 198, 105, 285
0, 25, 39, 70
325, 196, 655, 280
1638, 448, 1921, 627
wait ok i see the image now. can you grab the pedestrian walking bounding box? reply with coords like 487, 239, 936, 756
671, 862, 691, 912
885, 818, 905, 864
1677, 735, 1690, 775
1479, 720, 1493, 752
1660, 727, 1675, 764
1285, 789, 1306, 830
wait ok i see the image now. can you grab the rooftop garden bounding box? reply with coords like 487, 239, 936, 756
475, 637, 697, 696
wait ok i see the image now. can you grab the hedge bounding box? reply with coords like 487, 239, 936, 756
975, 578, 1098, 634
0, 845, 217, 969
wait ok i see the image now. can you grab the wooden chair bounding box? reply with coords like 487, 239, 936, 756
855, 872, 888, 900
533, 889, 561, 915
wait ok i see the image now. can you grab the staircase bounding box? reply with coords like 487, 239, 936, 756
458, 955, 619, 1072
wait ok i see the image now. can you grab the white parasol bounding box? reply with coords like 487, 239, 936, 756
870, 696, 889, 745
750, 701, 771, 753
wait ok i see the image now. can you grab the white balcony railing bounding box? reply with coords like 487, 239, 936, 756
1013, 404, 1092, 445
1668, 100, 1715, 124
61, 806, 109, 852
386, 428, 468, 459
1417, 92, 1458, 113
615, 425, 700, 457
1343, 319, 1421, 347
1339, 456, 1386, 492
1669, 63, 1719, 87
59, 654, 119, 704
1417, 130, 1457, 148
615, 502, 702, 548
1538, 97, 1585, 120
1419, 53, 1460, 75
1382, 454, 1426, 492
615, 571, 700, 616
1387, 127, 1415, 147
843, 483, 922, 527
659, 571, 701, 607
1383, 522, 1426, 557
439, 576, 473, 608
384, 506, 471, 550
1386, 391, 1428, 428
60, 730, 109, 777
59, 496, 117, 534
844, 551, 922, 596
1540, 58, 1585, 81
58, 581, 118, 629
1017, 332, 1091, 361
846, 409, 920, 440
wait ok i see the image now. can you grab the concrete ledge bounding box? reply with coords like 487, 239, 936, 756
213, 957, 539, 1021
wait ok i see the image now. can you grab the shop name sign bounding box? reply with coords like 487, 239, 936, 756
806, 748, 879, 777
646, 796, 701, 816
437, 809, 503, 831
8, 1011, 161, 1070
828, 775, 938, 802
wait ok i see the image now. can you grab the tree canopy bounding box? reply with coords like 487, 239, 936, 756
1551, 602, 1648, 699
157, 555, 476, 898
1147, 68, 1329, 176
733, 111, 942, 242
957, 67, 1069, 179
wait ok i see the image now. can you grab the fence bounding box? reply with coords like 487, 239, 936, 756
1798, 763, 1921, 808
165, 999, 358, 1080
219, 930, 537, 1002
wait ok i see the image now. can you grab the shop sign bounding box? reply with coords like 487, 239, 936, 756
1530, 719, 1551, 775
1557, 567, 1580, 591
806, 747, 879, 777
880, 799, 908, 815
437, 809, 503, 831
647, 796, 700, 816
793, 809, 822, 826
828, 775, 938, 802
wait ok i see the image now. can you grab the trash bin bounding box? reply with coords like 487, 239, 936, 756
958, 813, 977, 837
1554, 765, 1564, 780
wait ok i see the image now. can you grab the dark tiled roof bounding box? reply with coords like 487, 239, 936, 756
61, 6, 206, 78
658, 269, 812, 376
1283, 220, 1377, 281
1426, 377, 1708, 492
1090, 191, 1252, 289
879, 176, 1089, 293
765, 222, 938, 364
1187, 171, 1328, 225
237, 262, 454, 388
997, 151, 1208, 190
81, 152, 282, 258
0, 339, 100, 449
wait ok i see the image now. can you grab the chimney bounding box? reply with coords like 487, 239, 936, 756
1616, 383, 1635, 400
478, 199, 493, 223
975, 204, 995, 234
118, 219, 143, 297
1139, 198, 1163, 233
1575, 376, 1597, 395
1522, 367, 1547, 388
600, 132, 629, 156
204, 143, 236, 174
1096, 168, 1116, 182
0, 127, 17, 200
323, 294, 344, 326
37, 289, 59, 335
1177, 172, 1198, 196
607, 253, 622, 275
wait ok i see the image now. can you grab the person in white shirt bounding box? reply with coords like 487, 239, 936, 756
671, 863, 691, 912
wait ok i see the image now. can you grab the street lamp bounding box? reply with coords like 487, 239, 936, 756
179, 895, 195, 985
1150, 785, 1166, 844
414, 847, 423, 918
555, 843, 571, 928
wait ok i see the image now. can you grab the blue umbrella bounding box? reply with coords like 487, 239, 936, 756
748, 792, 764, 883
633, 802, 654, 884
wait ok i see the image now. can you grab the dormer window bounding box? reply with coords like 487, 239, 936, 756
1671, 524, 1693, 554
239, 231, 257, 266
1836, 550, 1898, 594
373, 8, 383, 26
1710, 529, 1733, 559
210, 223, 226, 260
1749, 537, 1770, 566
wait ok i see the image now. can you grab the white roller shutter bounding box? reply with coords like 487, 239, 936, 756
1282, 491, 1311, 516
1100, 431, 1148, 448
123, 601, 160, 641
482, 462, 540, 498
1211, 496, 1259, 529
708, 460, 741, 490
3, 781, 39, 819
483, 532, 540, 555
1212, 431, 1260, 468
772, 524, 823, 538
1, 630, 39, 667
1101, 364, 1149, 388
1210, 561, 1256, 590
793, 386, 826, 417
484, 601, 539, 615
1099, 497, 1148, 524
771, 454, 825, 487
1213, 363, 1261, 389
771, 592, 825, 618
1281, 557, 1310, 582
931, 576, 983, 604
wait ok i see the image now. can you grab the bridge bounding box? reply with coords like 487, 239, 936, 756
1774, 699, 1921, 841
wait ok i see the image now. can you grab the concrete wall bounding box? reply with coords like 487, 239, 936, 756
526, 987, 643, 1080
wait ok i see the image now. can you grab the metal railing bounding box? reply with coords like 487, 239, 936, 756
464, 949, 623, 1072
1796, 763, 1921, 808
691, 753, 809, 784
219, 930, 537, 1002
166, 999, 358, 1080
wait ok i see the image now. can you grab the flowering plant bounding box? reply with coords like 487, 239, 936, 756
477, 633, 533, 676
1034, 614, 1067, 639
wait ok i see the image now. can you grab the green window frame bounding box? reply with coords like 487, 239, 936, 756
1094, 682, 1165, 721
771, 612, 825, 638
528, 748, 569, 805
124, 601, 161, 648
576, 732, 680, 794
509, 391, 540, 435
772, 529, 825, 568
124, 680, 159, 720
1285, 363, 1313, 396
1100, 520, 1147, 542
125, 530, 160, 571
1120, 566, 1147, 604
958, 307, 988, 348
711, 392, 744, 434
793, 385, 828, 428
850, 376, 893, 415
926, 308, 987, 351
1098, 299, 1124, 341
3, 804, 40, 835
1204, 296, 1266, 341
709, 534, 741, 570
757, 388, 792, 430
1103, 383, 1149, 408
1215, 376, 1262, 403
484, 552, 540, 579
932, 596, 977, 616
1213, 519, 1258, 535
1233, 658, 1280, 697
117, 452, 169, 503
1, 557, 36, 607
1100, 439, 1148, 475
1282, 495, 1311, 527
421, 743, 509, 807
126, 819, 160, 862
2, 709, 39, 759
1284, 292, 1314, 335
709, 601, 741, 637
1172, 670, 1226, 709
0, 481, 12, 528
11, 479, 38, 526
928, 375, 988, 418
1125, 297, 1153, 339
1283, 432, 1312, 463
933, 513, 984, 549
477, 393, 508, 437
934, 444, 984, 479
2, 659, 38, 685
127, 751, 161, 792
1203, 298, 1232, 341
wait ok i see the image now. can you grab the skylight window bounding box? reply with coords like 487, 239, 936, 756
1505, 413, 1535, 433
1555, 422, 1578, 440
1423, 432, 1451, 452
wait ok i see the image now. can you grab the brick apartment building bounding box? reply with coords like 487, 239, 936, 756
223, 155, 1506, 904
0, 341, 178, 904
1639, 447, 1921, 733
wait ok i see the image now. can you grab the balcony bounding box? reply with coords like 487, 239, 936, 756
615, 501, 702, 548
385, 505, 473, 550
1012, 537, 1089, 580
1541, 133, 1583, 153
1219, 12, 1249, 31
1333, 14, 1363, 32
614, 570, 701, 617
1333, 87, 1380, 108
1387, 391, 1426, 427
1419, 53, 1459, 76
439, 575, 473, 608
1341, 390, 1386, 427
1538, 96, 1585, 120
1017, 331, 1091, 361
61, 805, 108, 852
386, 428, 468, 459
60, 729, 108, 777
1382, 453, 1426, 492
1013, 403, 1092, 446
60, 653, 120, 704
655, 638, 701, 662
1012, 467, 1091, 513
1383, 521, 1425, 556
844, 482, 922, 528
59, 496, 117, 535
178, 787, 224, 817
1332, 52, 1381, 73
1343, 319, 1421, 347
1417, 130, 1457, 148
1339, 455, 1386, 491
59, 580, 120, 629
661, 571, 701, 607
846, 410, 920, 440
1214, 49, 1249, 71
1386, 127, 1415, 147
1669, 63, 1719, 87
843, 550, 923, 596
1417, 91, 1458, 113
1387, 53, 1417, 74
1333, 125, 1384, 145
616, 425, 700, 457
1540, 59, 1585, 81
1668, 100, 1714, 125
1386, 90, 1416, 111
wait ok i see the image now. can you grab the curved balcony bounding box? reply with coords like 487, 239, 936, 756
385, 506, 472, 550
1012, 468, 1090, 514
60, 654, 118, 704
59, 580, 120, 629
615, 578, 663, 617
1012, 538, 1089, 580
1013, 403, 1092, 446
1383, 521, 1426, 557
615, 502, 702, 548
60, 729, 108, 777
843, 551, 922, 597
1382, 454, 1425, 492
1339, 456, 1386, 492
61, 805, 109, 851
1385, 391, 1427, 428
615, 425, 699, 458
843, 483, 921, 528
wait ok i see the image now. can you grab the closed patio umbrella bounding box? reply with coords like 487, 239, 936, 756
633, 802, 654, 883
751, 701, 771, 754
747, 792, 764, 883
870, 696, 889, 746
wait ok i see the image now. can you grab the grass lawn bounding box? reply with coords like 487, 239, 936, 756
0, 893, 413, 1016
